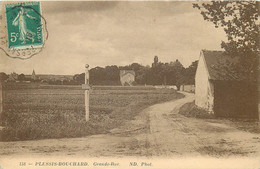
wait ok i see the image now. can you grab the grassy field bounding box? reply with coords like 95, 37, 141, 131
0, 84, 184, 141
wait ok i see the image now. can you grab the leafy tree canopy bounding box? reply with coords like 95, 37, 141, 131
0, 72, 9, 82
193, 1, 259, 80
18, 74, 26, 81
193, 1, 259, 55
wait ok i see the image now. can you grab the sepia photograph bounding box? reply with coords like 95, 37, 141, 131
0, 1, 259, 169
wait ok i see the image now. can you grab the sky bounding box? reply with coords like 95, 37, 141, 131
0, 1, 227, 75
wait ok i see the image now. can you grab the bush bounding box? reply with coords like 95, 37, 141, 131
179, 101, 215, 119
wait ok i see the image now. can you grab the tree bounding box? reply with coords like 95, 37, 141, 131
89, 67, 106, 85
180, 60, 198, 85
73, 73, 85, 84
18, 74, 26, 82
88, 66, 120, 85
135, 65, 150, 85
170, 59, 185, 89
0, 72, 9, 82
105, 65, 120, 85
193, 1, 259, 81
129, 63, 143, 71
148, 62, 165, 85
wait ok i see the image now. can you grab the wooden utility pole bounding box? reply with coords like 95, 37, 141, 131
82, 64, 90, 121
0, 82, 2, 122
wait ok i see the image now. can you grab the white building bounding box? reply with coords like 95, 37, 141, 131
195, 50, 258, 118
120, 70, 135, 86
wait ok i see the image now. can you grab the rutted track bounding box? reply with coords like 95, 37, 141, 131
0, 92, 260, 157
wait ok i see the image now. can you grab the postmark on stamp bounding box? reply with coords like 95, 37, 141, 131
0, 1, 48, 59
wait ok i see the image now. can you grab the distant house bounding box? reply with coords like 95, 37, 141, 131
25, 71, 73, 82
120, 70, 135, 86
195, 50, 258, 118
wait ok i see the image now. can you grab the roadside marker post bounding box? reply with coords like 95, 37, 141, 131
0, 82, 2, 122
82, 64, 90, 121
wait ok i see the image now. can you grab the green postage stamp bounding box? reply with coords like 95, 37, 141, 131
0, 1, 47, 59
5, 2, 43, 49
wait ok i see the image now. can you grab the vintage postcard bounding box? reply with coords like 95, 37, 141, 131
0, 1, 259, 169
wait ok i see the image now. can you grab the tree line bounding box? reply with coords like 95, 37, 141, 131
73, 57, 198, 89
0, 57, 198, 88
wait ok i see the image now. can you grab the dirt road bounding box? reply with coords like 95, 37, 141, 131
1, 92, 260, 157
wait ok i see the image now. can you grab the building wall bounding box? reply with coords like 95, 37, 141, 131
120, 70, 135, 86
180, 85, 195, 93
195, 52, 214, 112
0, 83, 2, 118
214, 81, 258, 118
155, 85, 177, 90
208, 81, 214, 112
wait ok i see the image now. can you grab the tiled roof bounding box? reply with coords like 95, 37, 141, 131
202, 50, 247, 81
120, 70, 135, 76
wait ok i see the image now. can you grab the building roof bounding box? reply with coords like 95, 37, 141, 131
120, 70, 135, 76
202, 50, 247, 81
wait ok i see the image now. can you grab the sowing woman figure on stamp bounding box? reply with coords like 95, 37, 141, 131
12, 7, 36, 44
